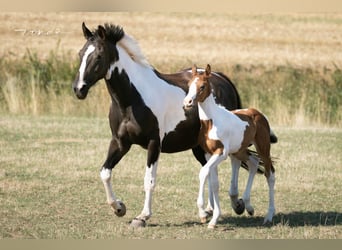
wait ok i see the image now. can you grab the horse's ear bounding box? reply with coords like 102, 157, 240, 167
205, 64, 211, 77
98, 25, 106, 40
82, 22, 93, 40
192, 64, 197, 76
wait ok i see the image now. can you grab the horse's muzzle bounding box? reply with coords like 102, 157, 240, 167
183, 103, 193, 111
73, 79, 89, 99
183, 97, 194, 110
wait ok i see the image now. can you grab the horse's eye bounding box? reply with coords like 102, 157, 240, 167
199, 85, 205, 91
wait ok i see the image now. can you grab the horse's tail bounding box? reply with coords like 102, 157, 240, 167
270, 129, 278, 144
240, 148, 277, 175
240, 149, 265, 174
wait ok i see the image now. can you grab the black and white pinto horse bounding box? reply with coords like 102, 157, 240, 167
73, 23, 248, 227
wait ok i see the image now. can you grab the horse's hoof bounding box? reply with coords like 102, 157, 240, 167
262, 219, 273, 227
207, 224, 216, 229
205, 209, 213, 217
200, 217, 207, 224
247, 207, 254, 216
234, 199, 245, 215
130, 218, 146, 228
114, 201, 126, 217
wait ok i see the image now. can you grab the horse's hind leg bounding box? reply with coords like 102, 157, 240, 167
229, 156, 245, 215
261, 156, 275, 224
241, 154, 259, 216
255, 126, 276, 224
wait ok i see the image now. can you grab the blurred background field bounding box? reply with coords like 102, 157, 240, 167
0, 12, 341, 126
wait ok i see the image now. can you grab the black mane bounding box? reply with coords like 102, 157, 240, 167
94, 23, 125, 43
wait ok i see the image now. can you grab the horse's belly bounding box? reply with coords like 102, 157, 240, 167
160, 119, 200, 153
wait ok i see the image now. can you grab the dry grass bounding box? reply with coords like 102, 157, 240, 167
0, 115, 341, 238
1, 12, 341, 69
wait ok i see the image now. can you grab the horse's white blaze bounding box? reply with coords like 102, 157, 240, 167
184, 77, 199, 105
77, 44, 95, 89
109, 44, 187, 140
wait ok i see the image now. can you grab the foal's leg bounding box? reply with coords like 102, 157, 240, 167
131, 138, 160, 227
241, 155, 259, 216
207, 163, 221, 229
100, 137, 131, 216
255, 126, 276, 224
205, 153, 215, 216
264, 170, 276, 224
229, 156, 245, 215
197, 153, 225, 226
192, 148, 214, 217
261, 156, 276, 224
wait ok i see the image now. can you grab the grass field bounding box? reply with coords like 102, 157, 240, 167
0, 12, 341, 239
0, 12, 341, 125
0, 115, 341, 239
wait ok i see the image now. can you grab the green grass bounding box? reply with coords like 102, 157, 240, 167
0, 115, 341, 239
0, 50, 341, 126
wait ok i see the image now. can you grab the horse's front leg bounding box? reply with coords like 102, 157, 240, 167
100, 137, 131, 216
207, 163, 221, 229
198, 153, 225, 228
130, 138, 160, 228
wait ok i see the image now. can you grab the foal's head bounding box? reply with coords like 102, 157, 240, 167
183, 64, 212, 109
73, 23, 123, 99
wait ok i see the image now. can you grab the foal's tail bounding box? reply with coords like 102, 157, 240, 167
241, 128, 278, 174
240, 149, 267, 174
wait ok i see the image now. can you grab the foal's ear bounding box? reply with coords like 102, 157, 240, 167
205, 64, 211, 77
192, 64, 197, 76
82, 22, 93, 40
98, 25, 106, 40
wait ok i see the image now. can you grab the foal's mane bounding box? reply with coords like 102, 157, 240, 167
95, 23, 151, 68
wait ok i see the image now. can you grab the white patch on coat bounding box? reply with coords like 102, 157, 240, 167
107, 43, 187, 140
76, 45, 95, 89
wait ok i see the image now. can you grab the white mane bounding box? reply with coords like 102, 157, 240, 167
117, 34, 151, 68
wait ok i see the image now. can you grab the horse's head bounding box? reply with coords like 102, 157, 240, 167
183, 64, 212, 109
73, 22, 123, 99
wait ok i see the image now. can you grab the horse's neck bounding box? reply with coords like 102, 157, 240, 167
198, 94, 219, 120
198, 93, 234, 121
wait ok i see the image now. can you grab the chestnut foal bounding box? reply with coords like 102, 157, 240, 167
183, 64, 276, 229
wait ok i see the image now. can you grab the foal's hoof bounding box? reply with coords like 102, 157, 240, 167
247, 207, 254, 216
130, 218, 146, 228
114, 201, 126, 217
207, 224, 216, 230
200, 217, 208, 224
234, 199, 245, 215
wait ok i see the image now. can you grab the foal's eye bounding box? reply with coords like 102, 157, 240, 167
199, 85, 205, 91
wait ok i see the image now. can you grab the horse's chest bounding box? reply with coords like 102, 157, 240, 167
199, 120, 224, 155
199, 118, 248, 154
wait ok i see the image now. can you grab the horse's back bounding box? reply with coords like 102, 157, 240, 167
157, 68, 242, 110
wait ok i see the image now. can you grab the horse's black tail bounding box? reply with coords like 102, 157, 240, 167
240, 149, 266, 174
270, 129, 278, 144
240, 148, 277, 175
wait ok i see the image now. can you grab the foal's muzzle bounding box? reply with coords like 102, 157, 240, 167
183, 97, 194, 110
